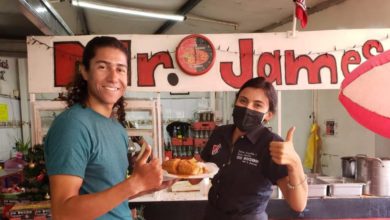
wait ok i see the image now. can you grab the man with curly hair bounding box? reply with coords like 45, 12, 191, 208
44, 36, 171, 219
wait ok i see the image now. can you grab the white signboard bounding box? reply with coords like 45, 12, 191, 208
0, 57, 17, 96
27, 29, 390, 93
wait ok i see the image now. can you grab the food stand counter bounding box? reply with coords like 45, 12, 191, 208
130, 189, 390, 220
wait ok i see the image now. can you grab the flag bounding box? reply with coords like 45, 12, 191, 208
294, 0, 308, 28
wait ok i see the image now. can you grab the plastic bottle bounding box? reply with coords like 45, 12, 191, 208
172, 146, 177, 158
194, 147, 201, 161
167, 141, 171, 151
177, 126, 183, 139
4, 152, 26, 169
172, 126, 177, 138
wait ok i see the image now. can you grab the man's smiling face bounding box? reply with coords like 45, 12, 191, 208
81, 46, 128, 111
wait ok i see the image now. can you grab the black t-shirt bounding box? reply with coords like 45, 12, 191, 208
201, 124, 288, 218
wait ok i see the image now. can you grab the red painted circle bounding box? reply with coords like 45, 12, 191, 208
175, 34, 216, 76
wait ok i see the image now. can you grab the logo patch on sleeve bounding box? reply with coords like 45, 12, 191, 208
211, 144, 222, 155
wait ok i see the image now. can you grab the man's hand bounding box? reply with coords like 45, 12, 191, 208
131, 145, 163, 192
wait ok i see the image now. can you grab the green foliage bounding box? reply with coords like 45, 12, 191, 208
13, 137, 31, 155
25, 144, 44, 163
19, 144, 49, 201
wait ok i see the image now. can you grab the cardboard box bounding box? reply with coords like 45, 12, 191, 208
171, 137, 182, 146
164, 151, 173, 159
192, 122, 216, 131
194, 139, 208, 148
8, 201, 51, 220
181, 138, 194, 146
171, 137, 193, 146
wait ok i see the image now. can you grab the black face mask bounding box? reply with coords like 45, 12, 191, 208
232, 106, 266, 132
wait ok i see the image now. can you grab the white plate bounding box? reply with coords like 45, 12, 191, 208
163, 162, 219, 180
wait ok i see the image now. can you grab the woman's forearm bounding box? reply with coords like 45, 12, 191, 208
281, 160, 308, 212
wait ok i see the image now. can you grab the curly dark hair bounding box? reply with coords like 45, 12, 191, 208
66, 36, 129, 127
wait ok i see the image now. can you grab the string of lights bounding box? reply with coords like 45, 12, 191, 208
27, 33, 390, 61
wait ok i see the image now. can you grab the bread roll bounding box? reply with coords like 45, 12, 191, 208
163, 158, 206, 175
177, 159, 202, 175
162, 158, 181, 174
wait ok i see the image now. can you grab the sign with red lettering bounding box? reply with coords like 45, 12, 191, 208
53, 41, 131, 87
26, 29, 390, 93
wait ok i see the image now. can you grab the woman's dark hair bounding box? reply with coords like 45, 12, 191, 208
66, 36, 129, 126
235, 77, 278, 114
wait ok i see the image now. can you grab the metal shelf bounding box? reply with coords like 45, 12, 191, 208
127, 128, 153, 137
30, 99, 163, 159
0, 93, 19, 100
30, 101, 67, 145
0, 120, 22, 129
124, 99, 162, 159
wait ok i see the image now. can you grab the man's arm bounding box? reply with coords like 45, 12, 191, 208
50, 145, 163, 220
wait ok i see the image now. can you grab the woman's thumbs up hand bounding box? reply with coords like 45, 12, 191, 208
269, 127, 301, 169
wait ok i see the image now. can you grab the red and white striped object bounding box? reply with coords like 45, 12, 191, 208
339, 50, 390, 138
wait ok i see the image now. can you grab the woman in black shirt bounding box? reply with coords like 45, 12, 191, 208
201, 77, 308, 220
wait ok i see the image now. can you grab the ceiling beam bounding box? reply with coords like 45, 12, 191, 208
77, 8, 90, 34
17, 0, 73, 35
254, 0, 346, 33
0, 39, 27, 57
154, 0, 202, 34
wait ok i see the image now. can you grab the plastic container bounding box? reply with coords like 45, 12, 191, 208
317, 176, 364, 197
307, 177, 328, 197
4, 153, 26, 169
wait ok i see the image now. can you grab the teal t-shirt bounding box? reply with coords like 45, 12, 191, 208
44, 104, 131, 219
